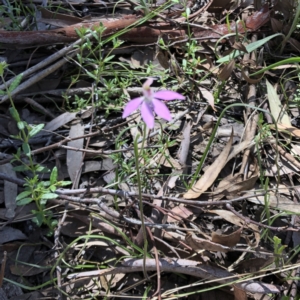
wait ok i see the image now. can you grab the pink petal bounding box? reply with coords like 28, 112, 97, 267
153, 90, 185, 101
152, 98, 172, 121
141, 101, 155, 128
122, 97, 143, 118
143, 78, 154, 89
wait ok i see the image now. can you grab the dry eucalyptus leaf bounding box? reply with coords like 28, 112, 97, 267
211, 227, 242, 247
208, 210, 260, 247
232, 41, 248, 53
242, 67, 264, 84
0, 163, 17, 218
82, 158, 114, 173
270, 18, 283, 33
44, 112, 77, 132
233, 286, 248, 300
185, 232, 229, 253
234, 256, 275, 273
246, 193, 300, 214
226, 140, 254, 163
156, 48, 169, 69
39, 7, 83, 26
266, 79, 291, 127
218, 59, 235, 81
288, 37, 300, 53
210, 163, 259, 201
0, 226, 27, 244
67, 120, 84, 188
199, 87, 215, 111
272, 123, 300, 138
156, 149, 181, 169
100, 273, 126, 291
178, 121, 192, 166
167, 205, 193, 222
184, 130, 233, 199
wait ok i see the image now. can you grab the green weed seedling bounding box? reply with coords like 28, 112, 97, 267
0, 62, 71, 235
273, 236, 287, 267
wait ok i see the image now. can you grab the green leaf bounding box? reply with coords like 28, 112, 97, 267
57, 181, 72, 186
35, 165, 50, 173
41, 193, 58, 200
17, 197, 33, 205
103, 55, 115, 63
217, 33, 284, 63
42, 181, 51, 187
86, 70, 97, 80
13, 165, 30, 172
32, 213, 43, 227
16, 190, 32, 201
49, 185, 56, 192
17, 121, 25, 131
40, 198, 48, 206
22, 142, 31, 156
50, 219, 58, 228
0, 62, 8, 76
8, 74, 23, 93
0, 90, 6, 95
29, 124, 44, 138
50, 167, 58, 185
9, 107, 20, 122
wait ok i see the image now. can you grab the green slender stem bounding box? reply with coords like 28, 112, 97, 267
133, 124, 149, 280
250, 57, 300, 77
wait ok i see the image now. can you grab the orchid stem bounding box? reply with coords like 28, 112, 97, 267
133, 123, 149, 280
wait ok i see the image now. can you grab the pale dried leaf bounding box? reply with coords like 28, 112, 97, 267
44, 112, 77, 131
272, 123, 300, 138
266, 79, 291, 126
0, 163, 17, 218
167, 205, 193, 222
100, 273, 126, 291
247, 193, 300, 214
226, 140, 254, 163
67, 120, 84, 188
82, 159, 114, 173
60, 216, 90, 237
178, 121, 192, 166
200, 87, 215, 111
39, 7, 83, 27
185, 232, 229, 252
167, 173, 181, 188
156, 149, 181, 169
184, 130, 233, 199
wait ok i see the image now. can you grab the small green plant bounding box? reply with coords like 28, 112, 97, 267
272, 236, 287, 267
0, 62, 71, 234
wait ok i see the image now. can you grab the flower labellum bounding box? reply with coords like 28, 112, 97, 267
122, 78, 185, 128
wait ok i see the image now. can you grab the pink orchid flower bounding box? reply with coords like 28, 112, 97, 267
122, 78, 185, 128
